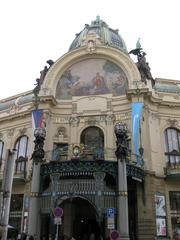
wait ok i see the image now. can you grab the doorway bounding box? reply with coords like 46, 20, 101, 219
60, 197, 100, 240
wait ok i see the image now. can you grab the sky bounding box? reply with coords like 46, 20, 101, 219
0, 0, 180, 100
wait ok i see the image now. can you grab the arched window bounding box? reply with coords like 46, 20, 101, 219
14, 135, 29, 172
80, 126, 104, 160
164, 128, 180, 167
0, 140, 4, 166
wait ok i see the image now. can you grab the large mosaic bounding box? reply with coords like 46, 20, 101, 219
55, 59, 128, 99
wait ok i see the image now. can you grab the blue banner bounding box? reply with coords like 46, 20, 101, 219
131, 102, 144, 163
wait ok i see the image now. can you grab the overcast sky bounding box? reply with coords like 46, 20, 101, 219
0, 0, 179, 100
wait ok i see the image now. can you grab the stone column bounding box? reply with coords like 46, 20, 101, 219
114, 122, 130, 240
117, 159, 129, 240
1, 150, 16, 240
28, 128, 46, 239
28, 163, 41, 238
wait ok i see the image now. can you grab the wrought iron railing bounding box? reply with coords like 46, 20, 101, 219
164, 153, 180, 177
40, 160, 145, 181
45, 146, 116, 162
40, 160, 118, 179
0, 157, 27, 181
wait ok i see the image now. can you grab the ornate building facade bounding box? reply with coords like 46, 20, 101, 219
0, 17, 180, 240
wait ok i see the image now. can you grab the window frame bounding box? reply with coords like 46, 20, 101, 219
14, 135, 28, 172
164, 128, 180, 166
0, 140, 4, 166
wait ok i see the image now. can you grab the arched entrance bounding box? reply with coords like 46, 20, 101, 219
60, 197, 100, 240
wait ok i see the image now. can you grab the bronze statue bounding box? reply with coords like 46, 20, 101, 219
136, 51, 154, 85
33, 59, 54, 100
129, 40, 155, 86
33, 78, 41, 97
46, 59, 54, 67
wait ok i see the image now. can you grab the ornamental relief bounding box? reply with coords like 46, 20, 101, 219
19, 127, 27, 135
166, 118, 179, 128
8, 104, 19, 114
55, 114, 116, 125
7, 129, 15, 137
55, 127, 67, 138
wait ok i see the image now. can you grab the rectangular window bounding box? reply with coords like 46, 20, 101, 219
52, 143, 68, 161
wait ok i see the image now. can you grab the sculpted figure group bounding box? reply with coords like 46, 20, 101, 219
33, 59, 54, 97
129, 39, 155, 86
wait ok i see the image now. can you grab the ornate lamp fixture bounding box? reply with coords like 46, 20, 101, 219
32, 128, 46, 164
114, 122, 130, 161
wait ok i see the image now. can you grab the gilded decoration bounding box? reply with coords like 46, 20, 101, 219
55, 59, 128, 99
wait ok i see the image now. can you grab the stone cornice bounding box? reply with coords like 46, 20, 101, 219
0, 110, 32, 123
32, 95, 57, 106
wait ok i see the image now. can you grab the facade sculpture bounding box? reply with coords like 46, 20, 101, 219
129, 40, 155, 85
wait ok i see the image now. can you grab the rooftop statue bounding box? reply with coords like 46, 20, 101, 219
129, 39, 155, 86
33, 59, 54, 97
33, 59, 54, 108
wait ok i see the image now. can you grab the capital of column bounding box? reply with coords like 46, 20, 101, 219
117, 191, 128, 197
30, 192, 39, 197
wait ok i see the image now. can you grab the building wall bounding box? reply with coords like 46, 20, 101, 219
0, 43, 180, 239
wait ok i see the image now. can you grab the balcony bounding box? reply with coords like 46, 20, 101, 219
50, 145, 107, 162
14, 156, 27, 182
164, 152, 180, 178
40, 159, 145, 182
164, 162, 180, 178
0, 156, 27, 183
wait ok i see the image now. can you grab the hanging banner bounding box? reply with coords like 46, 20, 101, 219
131, 102, 144, 163
32, 109, 44, 131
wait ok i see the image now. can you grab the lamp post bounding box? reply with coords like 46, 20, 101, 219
28, 127, 46, 238
114, 122, 130, 240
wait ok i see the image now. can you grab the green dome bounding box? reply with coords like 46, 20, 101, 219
69, 16, 127, 53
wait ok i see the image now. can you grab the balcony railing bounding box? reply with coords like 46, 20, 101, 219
164, 153, 180, 177
165, 163, 180, 177
14, 157, 27, 181
40, 160, 145, 182
45, 146, 116, 162
0, 156, 27, 182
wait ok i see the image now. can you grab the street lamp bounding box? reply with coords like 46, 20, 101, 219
114, 122, 130, 240
28, 127, 46, 238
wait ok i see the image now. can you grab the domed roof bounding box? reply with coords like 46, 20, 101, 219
69, 16, 127, 53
